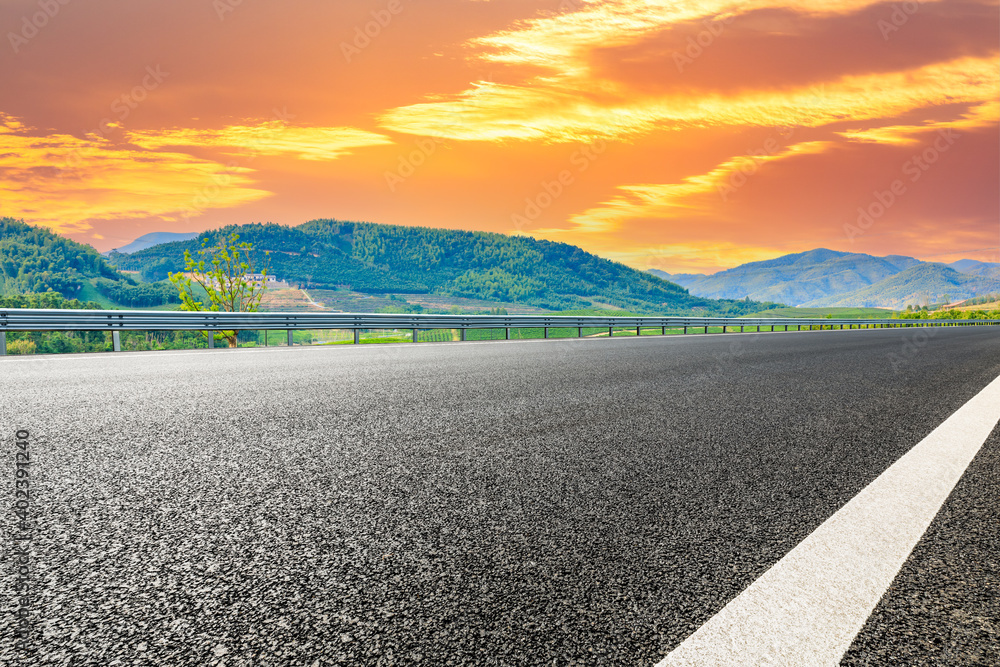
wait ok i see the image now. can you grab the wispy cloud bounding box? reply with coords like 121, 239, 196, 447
0, 115, 268, 235
380, 57, 998, 143
535, 140, 832, 235
126, 122, 393, 160
838, 100, 1000, 146
471, 0, 896, 72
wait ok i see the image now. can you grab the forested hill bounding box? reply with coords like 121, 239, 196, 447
1, 217, 118, 294
109, 219, 775, 315
0, 217, 179, 307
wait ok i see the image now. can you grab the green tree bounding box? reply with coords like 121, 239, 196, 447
169, 233, 269, 348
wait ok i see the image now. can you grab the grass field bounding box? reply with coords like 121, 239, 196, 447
947, 300, 1000, 312
747, 306, 895, 319
76, 281, 118, 308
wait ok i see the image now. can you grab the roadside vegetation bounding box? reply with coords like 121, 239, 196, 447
169, 232, 269, 348
895, 304, 1000, 321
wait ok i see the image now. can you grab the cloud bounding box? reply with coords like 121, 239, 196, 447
0, 114, 269, 235
589, 2, 999, 95
838, 100, 1000, 145
534, 139, 833, 235
470, 0, 905, 72
379, 57, 998, 143
126, 122, 394, 160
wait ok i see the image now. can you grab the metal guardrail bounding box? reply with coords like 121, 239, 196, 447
1, 308, 998, 354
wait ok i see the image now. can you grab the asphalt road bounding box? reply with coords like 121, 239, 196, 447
1, 326, 999, 666
842, 425, 999, 666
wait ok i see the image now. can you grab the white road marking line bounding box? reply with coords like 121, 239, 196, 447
658, 372, 1000, 667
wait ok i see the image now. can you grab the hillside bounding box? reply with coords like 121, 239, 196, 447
108, 220, 776, 315
651, 248, 998, 308
0, 217, 179, 307
1, 217, 119, 294
650, 249, 912, 304
804, 264, 1000, 309
948, 259, 1000, 279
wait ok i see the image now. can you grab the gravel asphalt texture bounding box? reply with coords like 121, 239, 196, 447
841, 427, 999, 666
1, 326, 999, 666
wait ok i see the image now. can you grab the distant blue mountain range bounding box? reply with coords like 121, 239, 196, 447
110, 232, 199, 255
649, 249, 1000, 309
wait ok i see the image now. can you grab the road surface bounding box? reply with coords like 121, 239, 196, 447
1, 327, 998, 665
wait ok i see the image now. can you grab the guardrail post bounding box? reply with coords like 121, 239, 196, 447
460, 328, 467, 341
412, 329, 418, 343
287, 330, 294, 347
0, 331, 5, 356
111, 331, 121, 352
661, 326, 666, 335
505, 327, 510, 340
578, 327, 583, 338
636, 326, 641, 337
740, 325, 744, 332
208, 332, 214, 349
544, 327, 549, 339
354, 329, 360, 344
683, 326, 687, 334
609, 327, 614, 338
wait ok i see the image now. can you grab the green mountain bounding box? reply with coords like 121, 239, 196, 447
107, 219, 775, 315
0, 217, 179, 308
1, 217, 118, 294
804, 263, 1000, 309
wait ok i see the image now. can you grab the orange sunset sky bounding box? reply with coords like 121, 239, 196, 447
1, 0, 997, 273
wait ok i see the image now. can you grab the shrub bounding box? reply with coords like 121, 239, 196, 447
7, 338, 36, 355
